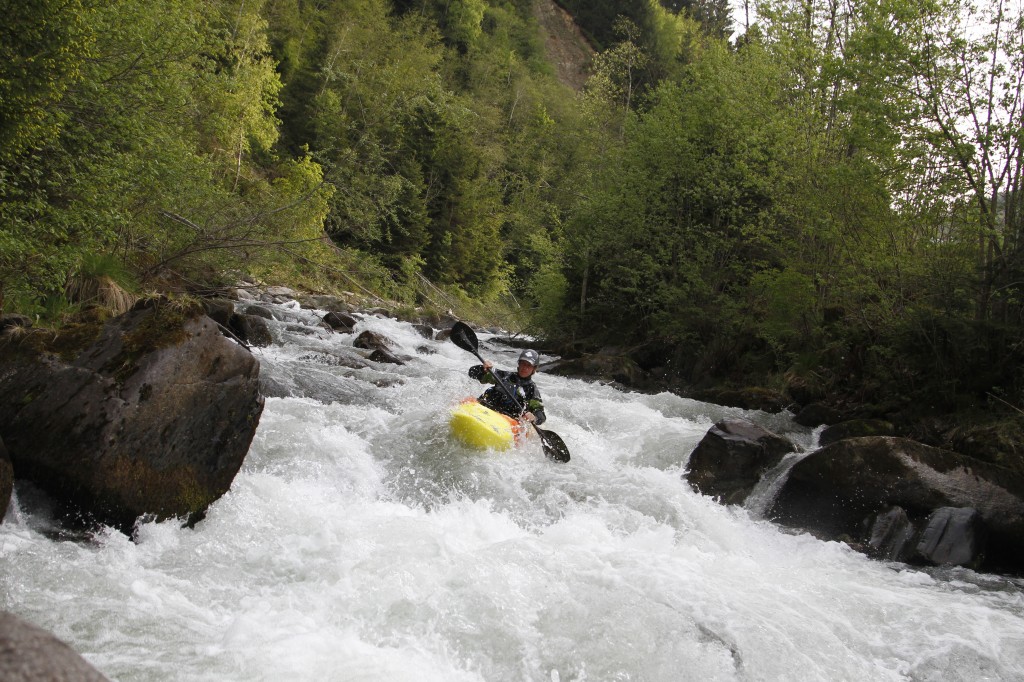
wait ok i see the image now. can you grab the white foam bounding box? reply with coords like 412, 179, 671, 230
2, 306, 1023, 681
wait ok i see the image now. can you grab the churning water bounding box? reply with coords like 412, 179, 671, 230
2, 305, 1024, 681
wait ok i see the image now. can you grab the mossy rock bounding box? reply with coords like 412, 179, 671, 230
820, 419, 896, 446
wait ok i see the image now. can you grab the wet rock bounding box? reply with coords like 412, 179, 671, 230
913, 507, 984, 567
819, 419, 895, 446
354, 330, 394, 352
769, 437, 1024, 573
234, 288, 257, 301
685, 419, 796, 505
0, 611, 108, 681
243, 304, 274, 320
691, 387, 788, 414
323, 311, 358, 332
863, 506, 916, 561
231, 314, 273, 347
200, 299, 237, 328
0, 304, 264, 531
413, 324, 435, 339
793, 402, 844, 427
545, 353, 647, 388
369, 348, 407, 365
284, 324, 321, 337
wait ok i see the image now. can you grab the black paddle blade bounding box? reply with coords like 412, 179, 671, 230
536, 426, 570, 462
450, 321, 478, 354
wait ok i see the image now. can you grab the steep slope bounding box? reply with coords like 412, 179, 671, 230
533, 0, 594, 91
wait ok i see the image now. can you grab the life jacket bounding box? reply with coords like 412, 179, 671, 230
468, 365, 546, 425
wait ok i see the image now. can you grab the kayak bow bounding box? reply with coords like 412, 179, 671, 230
449, 398, 527, 451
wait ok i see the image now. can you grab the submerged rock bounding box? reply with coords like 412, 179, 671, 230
685, 419, 796, 505
0, 301, 264, 531
0, 611, 108, 681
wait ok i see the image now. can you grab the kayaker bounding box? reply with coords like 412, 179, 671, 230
469, 349, 547, 425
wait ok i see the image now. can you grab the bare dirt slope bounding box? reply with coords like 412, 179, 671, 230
533, 0, 594, 91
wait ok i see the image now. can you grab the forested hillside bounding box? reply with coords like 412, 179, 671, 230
2, 0, 1024, 459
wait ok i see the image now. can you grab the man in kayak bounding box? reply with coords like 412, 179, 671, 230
469, 349, 547, 425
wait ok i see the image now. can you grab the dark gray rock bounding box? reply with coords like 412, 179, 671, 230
232, 314, 273, 347
769, 437, 1024, 573
323, 311, 358, 332
913, 507, 984, 567
200, 299, 237, 328
369, 348, 407, 365
685, 419, 797, 505
820, 419, 895, 446
864, 506, 917, 561
793, 402, 844, 427
243, 304, 274, 320
354, 330, 394, 352
545, 353, 647, 388
690, 387, 789, 414
0, 611, 108, 681
0, 304, 264, 531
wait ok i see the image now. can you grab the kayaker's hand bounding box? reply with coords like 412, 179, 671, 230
482, 360, 493, 371
522, 411, 536, 423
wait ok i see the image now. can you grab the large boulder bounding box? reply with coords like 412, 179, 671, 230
0, 611, 108, 681
769, 437, 1024, 573
690, 387, 789, 414
545, 353, 647, 388
819, 419, 895, 446
0, 301, 264, 531
685, 419, 797, 505
793, 402, 844, 427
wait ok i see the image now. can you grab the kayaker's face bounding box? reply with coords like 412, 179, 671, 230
517, 360, 535, 378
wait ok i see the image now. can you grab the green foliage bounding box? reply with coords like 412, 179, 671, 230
0, 0, 334, 312
0, 0, 90, 162
4, 0, 1023, 439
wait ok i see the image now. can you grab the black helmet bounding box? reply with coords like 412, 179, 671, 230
519, 349, 539, 367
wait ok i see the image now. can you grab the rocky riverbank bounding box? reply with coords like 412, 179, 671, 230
3, 284, 1023, 580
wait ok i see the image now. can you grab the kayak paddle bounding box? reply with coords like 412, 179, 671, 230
450, 321, 571, 463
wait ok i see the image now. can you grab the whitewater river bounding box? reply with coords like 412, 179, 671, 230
2, 304, 1024, 681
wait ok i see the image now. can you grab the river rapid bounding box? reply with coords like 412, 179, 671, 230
2, 305, 1024, 681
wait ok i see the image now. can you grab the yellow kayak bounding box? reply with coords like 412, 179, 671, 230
449, 398, 526, 450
